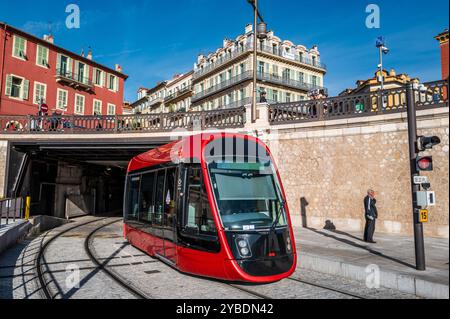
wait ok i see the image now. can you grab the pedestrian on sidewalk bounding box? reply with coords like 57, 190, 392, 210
364, 189, 378, 243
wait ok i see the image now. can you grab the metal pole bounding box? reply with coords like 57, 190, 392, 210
379, 46, 384, 91
379, 46, 385, 111
251, 0, 258, 123
406, 82, 426, 271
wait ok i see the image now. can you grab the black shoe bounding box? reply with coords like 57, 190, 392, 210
367, 241, 377, 244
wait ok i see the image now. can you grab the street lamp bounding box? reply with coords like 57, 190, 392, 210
247, 0, 267, 123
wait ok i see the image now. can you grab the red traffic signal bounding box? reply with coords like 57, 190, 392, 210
416, 156, 433, 171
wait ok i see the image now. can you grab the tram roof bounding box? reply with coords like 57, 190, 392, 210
127, 133, 264, 173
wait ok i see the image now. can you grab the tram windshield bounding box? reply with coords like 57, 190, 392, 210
207, 160, 288, 231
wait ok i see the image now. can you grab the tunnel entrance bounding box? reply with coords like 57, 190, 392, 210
6, 139, 168, 219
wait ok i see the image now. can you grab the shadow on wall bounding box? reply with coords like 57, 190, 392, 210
299, 196, 416, 269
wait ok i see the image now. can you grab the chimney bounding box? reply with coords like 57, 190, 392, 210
81, 49, 85, 57
87, 47, 93, 60
389, 69, 396, 76
245, 24, 253, 34
43, 34, 54, 44
115, 64, 122, 73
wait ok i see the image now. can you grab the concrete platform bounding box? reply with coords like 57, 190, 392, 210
294, 227, 449, 299
0, 220, 31, 256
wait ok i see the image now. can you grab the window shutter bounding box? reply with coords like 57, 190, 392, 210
56, 54, 61, 73
115, 77, 119, 91
22, 80, 30, 100
5, 75, 13, 96
68, 58, 74, 75
85, 65, 90, 84
103, 72, 107, 87
93, 69, 98, 84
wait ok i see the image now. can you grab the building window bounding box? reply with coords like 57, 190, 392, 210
13, 35, 27, 59
258, 61, 265, 74
77, 62, 87, 83
312, 56, 317, 66
94, 69, 104, 86
36, 45, 49, 67
272, 44, 278, 55
107, 104, 116, 115
108, 74, 118, 91
56, 89, 68, 111
33, 82, 47, 104
75, 94, 85, 114
282, 68, 291, 81
272, 65, 278, 77
299, 52, 304, 62
93, 100, 103, 115
298, 72, 305, 83
5, 75, 29, 100
57, 54, 71, 76
272, 90, 279, 102
312, 75, 318, 86
286, 93, 291, 103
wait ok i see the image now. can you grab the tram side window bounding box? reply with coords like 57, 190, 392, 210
126, 176, 141, 221
139, 172, 156, 223
185, 167, 217, 235
164, 168, 177, 225
154, 170, 166, 225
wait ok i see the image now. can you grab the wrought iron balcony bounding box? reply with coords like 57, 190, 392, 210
164, 86, 193, 103
258, 45, 327, 71
192, 71, 326, 103
56, 70, 93, 89
193, 43, 327, 80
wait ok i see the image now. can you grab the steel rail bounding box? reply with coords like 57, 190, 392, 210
84, 219, 153, 299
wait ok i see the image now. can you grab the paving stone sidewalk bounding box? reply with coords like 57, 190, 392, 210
293, 227, 449, 299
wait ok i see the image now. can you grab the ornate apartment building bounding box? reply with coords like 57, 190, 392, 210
132, 72, 193, 114
132, 24, 326, 113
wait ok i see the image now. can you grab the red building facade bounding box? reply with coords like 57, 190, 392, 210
0, 23, 128, 116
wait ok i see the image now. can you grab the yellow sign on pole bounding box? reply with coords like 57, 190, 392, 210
419, 209, 429, 223
25, 196, 31, 221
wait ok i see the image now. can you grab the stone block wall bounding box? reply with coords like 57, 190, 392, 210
268, 110, 449, 238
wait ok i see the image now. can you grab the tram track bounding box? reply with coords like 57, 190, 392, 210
287, 277, 367, 299
35, 217, 367, 300
36, 217, 108, 299
36, 217, 152, 299
84, 219, 153, 299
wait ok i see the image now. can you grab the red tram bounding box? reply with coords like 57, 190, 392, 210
123, 133, 297, 283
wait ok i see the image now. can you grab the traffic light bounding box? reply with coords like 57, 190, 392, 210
417, 136, 441, 152
416, 156, 434, 171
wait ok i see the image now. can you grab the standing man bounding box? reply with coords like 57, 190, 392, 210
364, 189, 378, 243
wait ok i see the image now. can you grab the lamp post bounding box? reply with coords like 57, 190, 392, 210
247, 0, 267, 123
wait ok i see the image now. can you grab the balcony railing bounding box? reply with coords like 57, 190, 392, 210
56, 70, 93, 88
193, 43, 327, 80
192, 71, 253, 102
259, 45, 327, 70
0, 107, 246, 134
258, 72, 327, 94
192, 71, 326, 103
268, 80, 448, 125
164, 86, 193, 103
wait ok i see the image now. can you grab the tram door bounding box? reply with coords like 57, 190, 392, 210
162, 168, 177, 264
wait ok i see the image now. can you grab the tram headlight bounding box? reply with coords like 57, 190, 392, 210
236, 238, 252, 258
286, 236, 292, 253
238, 239, 248, 248
240, 247, 250, 256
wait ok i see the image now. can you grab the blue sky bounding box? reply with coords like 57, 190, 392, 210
1, 0, 449, 101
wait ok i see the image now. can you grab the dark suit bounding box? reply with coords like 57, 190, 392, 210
364, 196, 378, 242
